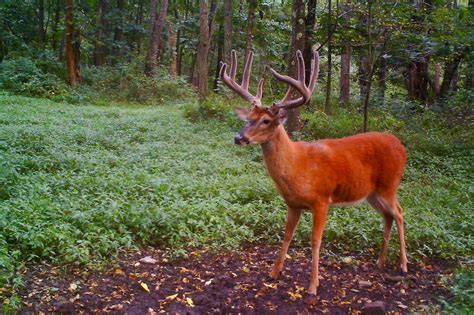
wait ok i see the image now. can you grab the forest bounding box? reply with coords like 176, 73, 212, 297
0, 0, 473, 313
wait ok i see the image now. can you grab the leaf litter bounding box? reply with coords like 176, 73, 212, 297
20, 245, 454, 314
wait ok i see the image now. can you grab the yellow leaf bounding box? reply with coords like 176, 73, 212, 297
295, 285, 304, 292
242, 267, 250, 273
186, 297, 194, 307
166, 293, 178, 300
285, 254, 292, 259
140, 282, 150, 293
263, 283, 277, 289
182, 278, 189, 283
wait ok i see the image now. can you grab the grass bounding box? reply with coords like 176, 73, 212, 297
0, 93, 472, 310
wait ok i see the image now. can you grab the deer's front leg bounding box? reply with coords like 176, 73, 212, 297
308, 202, 329, 296
270, 207, 302, 279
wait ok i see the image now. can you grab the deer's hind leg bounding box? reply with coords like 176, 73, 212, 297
368, 193, 408, 272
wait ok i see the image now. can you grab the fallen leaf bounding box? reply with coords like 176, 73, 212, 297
182, 278, 189, 283
69, 283, 78, 291
287, 290, 303, 301
140, 282, 150, 293
286, 254, 292, 259
166, 294, 178, 300
114, 268, 125, 276
186, 297, 194, 307
264, 283, 277, 289
205, 279, 212, 286
242, 267, 250, 273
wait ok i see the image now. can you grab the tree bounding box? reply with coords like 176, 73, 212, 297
286, 0, 306, 134
168, 22, 177, 78
339, 0, 351, 106
245, 0, 257, 59
324, 0, 334, 115
65, 0, 81, 86
194, 0, 210, 99
144, 0, 169, 76
94, 0, 108, 66
223, 0, 232, 64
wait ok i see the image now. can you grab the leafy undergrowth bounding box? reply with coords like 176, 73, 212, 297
0, 94, 472, 310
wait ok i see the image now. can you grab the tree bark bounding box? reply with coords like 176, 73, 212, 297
113, 0, 126, 60
303, 0, 317, 85
377, 41, 387, 106
168, 22, 177, 78
194, 0, 210, 99
245, 0, 257, 59
324, 0, 334, 115
52, 0, 61, 52
38, 0, 46, 46
223, 0, 233, 64
65, 0, 81, 86
94, 0, 108, 66
339, 0, 351, 106
286, 0, 306, 134
144, 0, 169, 76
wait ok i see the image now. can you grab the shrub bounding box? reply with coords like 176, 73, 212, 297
83, 62, 196, 104
0, 57, 69, 99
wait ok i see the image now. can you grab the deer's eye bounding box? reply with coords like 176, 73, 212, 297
262, 119, 271, 125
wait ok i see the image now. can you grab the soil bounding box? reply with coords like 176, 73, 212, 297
20, 245, 454, 314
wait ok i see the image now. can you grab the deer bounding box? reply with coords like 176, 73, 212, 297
219, 49, 408, 300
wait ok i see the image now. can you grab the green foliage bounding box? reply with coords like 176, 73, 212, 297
441, 268, 474, 312
0, 57, 69, 99
83, 63, 196, 104
0, 94, 472, 310
301, 105, 404, 139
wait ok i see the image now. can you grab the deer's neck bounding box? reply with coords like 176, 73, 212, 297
261, 125, 295, 179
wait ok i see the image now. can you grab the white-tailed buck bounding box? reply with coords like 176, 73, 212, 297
219, 50, 408, 299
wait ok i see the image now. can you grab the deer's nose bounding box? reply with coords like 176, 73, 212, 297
234, 134, 249, 145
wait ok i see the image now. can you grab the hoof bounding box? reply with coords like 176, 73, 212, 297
305, 294, 318, 306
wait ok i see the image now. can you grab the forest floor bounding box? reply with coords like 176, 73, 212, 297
20, 245, 453, 314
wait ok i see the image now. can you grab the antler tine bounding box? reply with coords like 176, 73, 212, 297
270, 49, 320, 111
220, 50, 263, 107
230, 50, 237, 80
242, 51, 253, 90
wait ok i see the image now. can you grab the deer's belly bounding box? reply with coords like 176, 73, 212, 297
329, 196, 367, 207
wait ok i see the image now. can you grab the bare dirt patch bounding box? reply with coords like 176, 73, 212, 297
20, 245, 453, 314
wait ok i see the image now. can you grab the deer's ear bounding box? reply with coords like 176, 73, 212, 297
235, 108, 250, 121
278, 109, 288, 125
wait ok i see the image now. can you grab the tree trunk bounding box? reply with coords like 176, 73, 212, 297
223, 0, 233, 64
144, 0, 169, 76
168, 22, 177, 78
377, 42, 387, 106
113, 0, 125, 60
213, 28, 224, 91
65, 0, 81, 86
434, 62, 441, 94
286, 0, 306, 135
38, 0, 46, 46
438, 56, 463, 99
194, 0, 210, 99
303, 0, 317, 85
245, 0, 257, 59
135, 0, 144, 53
339, 0, 351, 106
324, 0, 333, 115
52, 0, 61, 52
94, 0, 108, 66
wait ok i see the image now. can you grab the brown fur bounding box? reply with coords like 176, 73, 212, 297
236, 106, 408, 296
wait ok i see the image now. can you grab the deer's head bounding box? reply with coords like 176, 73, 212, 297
219, 50, 320, 145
